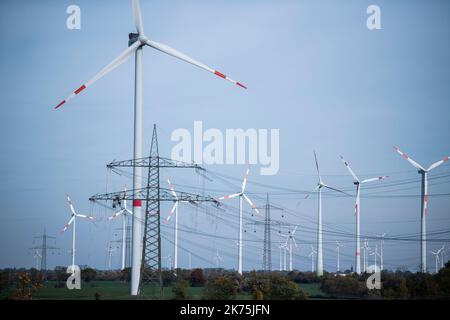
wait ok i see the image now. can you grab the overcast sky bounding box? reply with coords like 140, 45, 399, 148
0, 0, 449, 272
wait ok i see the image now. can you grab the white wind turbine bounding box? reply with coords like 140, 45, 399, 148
213, 249, 224, 268
393, 147, 449, 273
282, 226, 298, 271
309, 245, 317, 272
440, 245, 446, 269
61, 195, 95, 270
369, 244, 381, 271
54, 0, 246, 295
218, 168, 260, 274
376, 233, 386, 271
278, 243, 285, 271
336, 241, 344, 273
165, 178, 190, 272
306, 151, 347, 276
107, 245, 118, 270
431, 248, 443, 274
363, 239, 370, 273
340, 156, 388, 275
108, 186, 133, 270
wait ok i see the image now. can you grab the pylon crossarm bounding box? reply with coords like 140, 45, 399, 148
107, 156, 204, 170
89, 187, 216, 203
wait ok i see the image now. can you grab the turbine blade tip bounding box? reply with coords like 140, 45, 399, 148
54, 100, 66, 109
236, 82, 247, 89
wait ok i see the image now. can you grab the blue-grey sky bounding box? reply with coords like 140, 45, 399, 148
0, 0, 449, 272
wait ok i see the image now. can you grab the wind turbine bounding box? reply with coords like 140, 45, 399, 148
393, 147, 449, 273
278, 243, 285, 271
369, 244, 380, 271
165, 178, 190, 272
431, 248, 442, 274
440, 245, 446, 269
32, 250, 42, 270
108, 186, 133, 270
363, 239, 370, 273
107, 245, 118, 270
218, 168, 260, 274
53, 0, 246, 295
213, 249, 224, 268
306, 151, 347, 276
61, 195, 95, 270
340, 155, 388, 275
377, 233, 386, 271
282, 226, 298, 271
309, 245, 317, 272
336, 241, 343, 273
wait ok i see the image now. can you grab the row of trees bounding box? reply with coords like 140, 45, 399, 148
319, 261, 450, 299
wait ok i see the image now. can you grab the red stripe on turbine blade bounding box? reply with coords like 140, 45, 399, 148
444, 157, 449, 162
356, 252, 360, 256
214, 71, 226, 79
402, 154, 409, 159
54, 100, 66, 109
236, 82, 247, 89
74, 85, 86, 95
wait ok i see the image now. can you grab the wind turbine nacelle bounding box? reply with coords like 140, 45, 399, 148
128, 33, 139, 47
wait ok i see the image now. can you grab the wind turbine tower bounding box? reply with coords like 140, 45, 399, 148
393, 147, 449, 273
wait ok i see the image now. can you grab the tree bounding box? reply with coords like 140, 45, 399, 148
120, 267, 131, 282
173, 278, 189, 300
190, 268, 206, 287
263, 276, 307, 300
13, 272, 43, 300
81, 268, 97, 282
204, 276, 237, 300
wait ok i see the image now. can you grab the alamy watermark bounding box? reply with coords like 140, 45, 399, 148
170, 121, 280, 175
66, 265, 81, 290
366, 265, 381, 290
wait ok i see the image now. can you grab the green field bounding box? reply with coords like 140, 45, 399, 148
2, 281, 325, 300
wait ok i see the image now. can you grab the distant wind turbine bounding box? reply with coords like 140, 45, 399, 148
340, 156, 388, 274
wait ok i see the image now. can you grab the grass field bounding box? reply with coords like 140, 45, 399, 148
2, 281, 326, 300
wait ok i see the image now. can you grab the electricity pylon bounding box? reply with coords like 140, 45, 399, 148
90, 125, 218, 298
29, 228, 59, 271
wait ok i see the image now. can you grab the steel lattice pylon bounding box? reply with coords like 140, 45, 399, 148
89, 124, 217, 298
140, 124, 162, 297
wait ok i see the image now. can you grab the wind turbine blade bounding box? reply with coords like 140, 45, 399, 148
125, 208, 133, 215
304, 185, 320, 200
292, 237, 298, 247
392, 146, 426, 171
61, 216, 75, 232
54, 41, 140, 109
66, 194, 76, 215
291, 226, 298, 236
313, 151, 321, 181
427, 157, 450, 171
217, 193, 241, 200
339, 155, 359, 182
165, 202, 178, 223
322, 184, 350, 196
77, 214, 95, 220
131, 0, 144, 34
108, 209, 125, 221
144, 39, 247, 89
361, 176, 389, 184
243, 193, 260, 215
167, 178, 179, 200
241, 168, 250, 193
